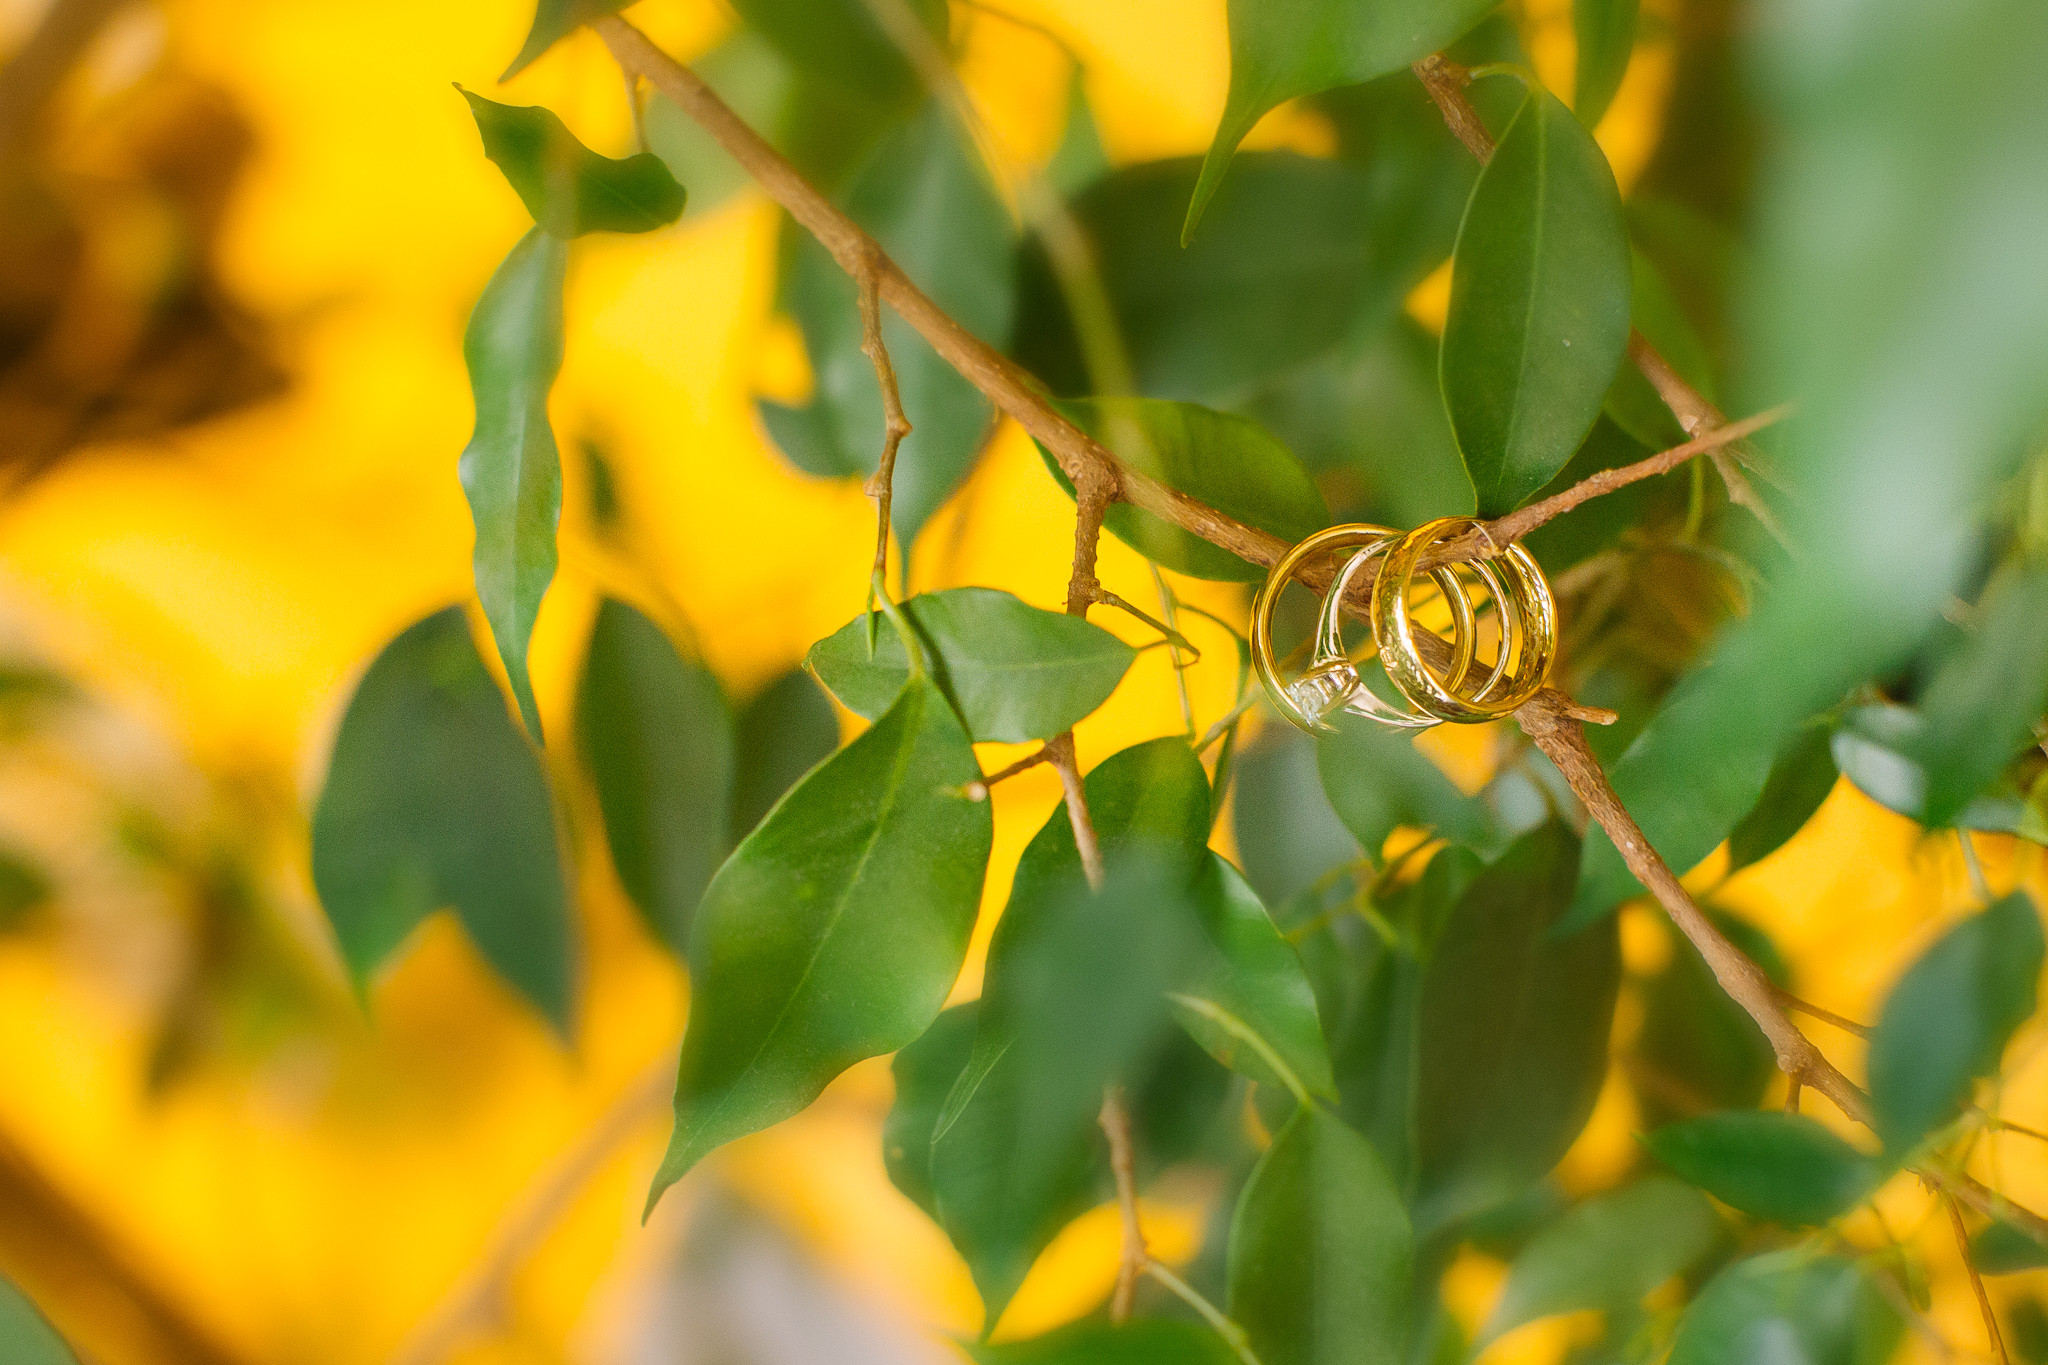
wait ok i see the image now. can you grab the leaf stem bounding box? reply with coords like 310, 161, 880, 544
1098, 1087, 1145, 1322
1946, 1191, 2013, 1365
1143, 1259, 1264, 1365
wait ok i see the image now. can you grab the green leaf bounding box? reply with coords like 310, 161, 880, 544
763, 103, 1015, 543
647, 677, 991, 1207
1483, 1176, 1721, 1342
1518, 417, 1670, 576
970, 1319, 1240, 1365
1668, 1251, 1901, 1365
932, 738, 1211, 1325
461, 91, 685, 238
730, 667, 839, 840
1910, 562, 2048, 826
0, 1275, 78, 1365
502, 0, 631, 79
1017, 153, 1379, 402
1231, 722, 1362, 909
1040, 398, 1328, 582
1868, 891, 2044, 1156
1228, 1104, 1414, 1365
457, 228, 567, 739
1643, 1112, 1879, 1226
311, 609, 572, 1030
934, 852, 1209, 1329
1316, 714, 1497, 863
1572, 0, 1637, 127
1186, 0, 1497, 241
1724, 723, 1839, 875
1833, 703, 2032, 832
1414, 822, 1618, 1231
884, 1000, 979, 1221
806, 588, 1135, 743
1241, 315, 1477, 530
576, 599, 734, 955
1633, 911, 1786, 1128
729, 0, 945, 109
1311, 845, 1482, 1189
1046, 74, 1109, 198
1973, 1219, 2048, 1275
1174, 853, 1337, 1101
1441, 85, 1633, 515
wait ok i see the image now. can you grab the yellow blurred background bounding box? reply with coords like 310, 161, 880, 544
0, 1, 2044, 1362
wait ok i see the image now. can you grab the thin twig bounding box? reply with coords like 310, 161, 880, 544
1772, 987, 1873, 1039
1411, 55, 1494, 162
1093, 585, 1200, 664
964, 746, 1054, 801
1947, 1192, 2013, 1365
1144, 1259, 1265, 1365
1197, 691, 1262, 755
857, 249, 913, 595
1098, 1087, 1145, 1323
1786, 1077, 1802, 1114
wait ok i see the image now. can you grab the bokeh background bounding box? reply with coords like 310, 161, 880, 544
1, 0, 2045, 1362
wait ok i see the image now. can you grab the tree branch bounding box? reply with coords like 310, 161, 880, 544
1098, 1086, 1145, 1323
857, 247, 912, 593
1946, 1191, 2012, 1365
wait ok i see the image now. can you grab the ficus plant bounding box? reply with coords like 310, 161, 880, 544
304, 0, 2048, 1362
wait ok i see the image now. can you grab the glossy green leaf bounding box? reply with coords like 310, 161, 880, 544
935, 853, 1208, 1329
311, 609, 572, 1030
1174, 853, 1337, 1101
1973, 1219, 2048, 1275
647, 677, 991, 1208
729, 0, 944, 109
806, 588, 1135, 743
1017, 153, 1377, 402
1315, 845, 1481, 1189
576, 599, 734, 955
1724, 723, 1838, 875
730, 667, 839, 840
1316, 714, 1497, 863
1186, 0, 1497, 240
1415, 822, 1618, 1231
1668, 1251, 1901, 1365
762, 103, 1014, 542
1442, 86, 1633, 515
1868, 891, 2044, 1156
502, 0, 630, 79
1643, 1112, 1879, 1225
1242, 316, 1477, 530
970, 1319, 1240, 1365
0, 1275, 78, 1365
1040, 398, 1327, 582
1910, 562, 2048, 826
1484, 1177, 1720, 1342
1228, 1104, 1414, 1365
1572, 0, 1638, 127
457, 228, 566, 739
1231, 722, 1362, 909
1633, 911, 1787, 1128
884, 1000, 978, 1222
1833, 703, 2032, 833
462, 91, 685, 238
932, 738, 1211, 1325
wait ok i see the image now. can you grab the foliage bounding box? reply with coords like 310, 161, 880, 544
281, 0, 2048, 1359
